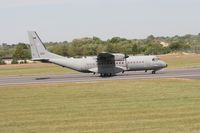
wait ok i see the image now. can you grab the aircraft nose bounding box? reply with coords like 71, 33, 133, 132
163, 62, 168, 68
160, 61, 168, 68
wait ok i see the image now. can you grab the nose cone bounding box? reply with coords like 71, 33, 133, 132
160, 61, 168, 68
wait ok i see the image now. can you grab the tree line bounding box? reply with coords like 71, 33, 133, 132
0, 33, 200, 64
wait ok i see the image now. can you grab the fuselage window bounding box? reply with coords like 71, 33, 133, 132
152, 58, 159, 62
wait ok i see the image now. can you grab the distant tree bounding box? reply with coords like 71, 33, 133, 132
0, 48, 5, 57
109, 37, 128, 44
109, 37, 121, 43
0, 58, 5, 65
131, 44, 138, 55
144, 43, 163, 55
169, 42, 182, 51
63, 41, 68, 44
1, 32, 200, 58
106, 43, 115, 53
12, 43, 31, 60
169, 40, 191, 52
11, 59, 18, 64
49, 44, 69, 57
93, 36, 102, 44
147, 35, 155, 41
2, 43, 8, 47
162, 47, 171, 54
0, 44, 14, 58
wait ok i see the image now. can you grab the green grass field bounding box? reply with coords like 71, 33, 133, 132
0, 54, 199, 77
159, 53, 200, 69
0, 63, 76, 77
0, 54, 199, 132
0, 79, 200, 133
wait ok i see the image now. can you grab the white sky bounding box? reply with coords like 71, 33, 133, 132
0, 0, 200, 44
0, 0, 66, 8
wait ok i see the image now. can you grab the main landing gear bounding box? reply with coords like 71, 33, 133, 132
100, 73, 112, 77
145, 70, 156, 74
152, 70, 156, 74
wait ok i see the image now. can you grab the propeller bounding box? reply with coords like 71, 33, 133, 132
124, 53, 129, 58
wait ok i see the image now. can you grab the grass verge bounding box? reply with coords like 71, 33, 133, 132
0, 63, 76, 77
159, 53, 200, 69
0, 79, 200, 133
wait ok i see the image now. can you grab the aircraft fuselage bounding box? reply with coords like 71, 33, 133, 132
48, 55, 167, 75
28, 31, 168, 76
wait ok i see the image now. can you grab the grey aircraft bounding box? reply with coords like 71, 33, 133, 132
28, 31, 168, 77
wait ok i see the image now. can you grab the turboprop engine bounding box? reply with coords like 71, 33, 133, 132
112, 53, 129, 61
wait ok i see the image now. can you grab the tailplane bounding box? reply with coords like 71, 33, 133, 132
28, 31, 62, 61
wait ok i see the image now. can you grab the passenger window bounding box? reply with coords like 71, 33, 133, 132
152, 58, 159, 62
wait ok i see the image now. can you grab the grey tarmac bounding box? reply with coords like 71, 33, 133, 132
0, 68, 199, 86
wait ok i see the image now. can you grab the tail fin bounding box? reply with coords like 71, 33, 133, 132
28, 31, 62, 61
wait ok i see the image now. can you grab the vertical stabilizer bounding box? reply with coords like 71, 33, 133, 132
28, 31, 62, 60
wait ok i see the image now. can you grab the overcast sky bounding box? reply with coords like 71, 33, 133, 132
0, 0, 200, 44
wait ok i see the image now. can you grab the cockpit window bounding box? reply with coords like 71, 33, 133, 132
152, 57, 160, 62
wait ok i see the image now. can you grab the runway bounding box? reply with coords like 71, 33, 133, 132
0, 68, 199, 86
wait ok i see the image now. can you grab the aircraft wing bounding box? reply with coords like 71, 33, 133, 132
88, 53, 127, 74
97, 52, 128, 61
97, 53, 115, 61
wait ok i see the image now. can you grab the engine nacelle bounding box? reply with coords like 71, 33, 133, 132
112, 53, 127, 61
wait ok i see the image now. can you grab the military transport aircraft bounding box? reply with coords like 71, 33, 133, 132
28, 31, 168, 77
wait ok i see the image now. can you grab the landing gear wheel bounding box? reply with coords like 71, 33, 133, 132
104, 73, 108, 77
152, 71, 156, 74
